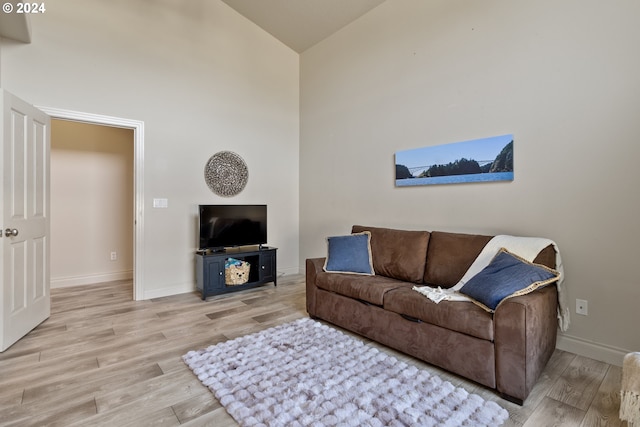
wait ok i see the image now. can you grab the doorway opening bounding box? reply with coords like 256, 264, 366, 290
51, 120, 133, 293
40, 107, 145, 300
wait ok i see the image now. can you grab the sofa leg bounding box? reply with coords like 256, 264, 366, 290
499, 392, 524, 406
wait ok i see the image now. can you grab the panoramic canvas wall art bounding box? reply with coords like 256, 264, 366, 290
395, 134, 514, 187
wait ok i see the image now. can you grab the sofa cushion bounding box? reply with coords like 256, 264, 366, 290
532, 244, 556, 269
423, 231, 492, 287
384, 287, 494, 341
323, 232, 374, 275
315, 271, 413, 306
459, 248, 560, 312
352, 225, 430, 283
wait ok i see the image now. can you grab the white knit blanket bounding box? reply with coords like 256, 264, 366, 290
413, 235, 570, 331
621, 352, 640, 426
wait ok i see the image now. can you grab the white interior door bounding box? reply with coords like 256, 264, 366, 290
0, 90, 51, 352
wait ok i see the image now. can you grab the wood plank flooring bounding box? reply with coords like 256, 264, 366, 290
0, 276, 627, 426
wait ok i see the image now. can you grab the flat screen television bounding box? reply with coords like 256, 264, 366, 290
198, 204, 267, 250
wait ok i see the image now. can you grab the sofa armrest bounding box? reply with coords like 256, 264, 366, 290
494, 285, 558, 403
305, 258, 325, 316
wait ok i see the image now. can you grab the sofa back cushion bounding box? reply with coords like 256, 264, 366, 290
352, 225, 430, 283
423, 231, 492, 287
532, 245, 556, 269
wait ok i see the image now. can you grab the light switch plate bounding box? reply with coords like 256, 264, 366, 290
153, 198, 168, 208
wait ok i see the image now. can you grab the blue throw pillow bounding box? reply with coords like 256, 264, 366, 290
323, 232, 374, 275
459, 248, 560, 312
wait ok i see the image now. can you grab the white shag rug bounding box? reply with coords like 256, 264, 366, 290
183, 317, 509, 427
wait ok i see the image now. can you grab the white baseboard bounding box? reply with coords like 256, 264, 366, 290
556, 334, 631, 367
279, 267, 301, 276
142, 283, 195, 300
68, 266, 303, 300
51, 270, 133, 288
142, 269, 301, 300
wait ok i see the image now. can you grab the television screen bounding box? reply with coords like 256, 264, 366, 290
199, 205, 267, 250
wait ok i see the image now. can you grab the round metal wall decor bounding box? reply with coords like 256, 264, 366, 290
204, 151, 248, 197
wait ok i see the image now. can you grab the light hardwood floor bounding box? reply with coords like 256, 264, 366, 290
0, 276, 627, 426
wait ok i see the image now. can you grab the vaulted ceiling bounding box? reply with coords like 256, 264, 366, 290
221, 0, 387, 53
0, 1, 386, 50
0, 7, 31, 43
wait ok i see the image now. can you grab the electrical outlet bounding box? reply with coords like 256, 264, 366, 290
110, 251, 117, 261
576, 299, 588, 316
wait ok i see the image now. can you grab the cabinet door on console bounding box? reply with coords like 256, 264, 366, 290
205, 258, 225, 292
260, 251, 276, 283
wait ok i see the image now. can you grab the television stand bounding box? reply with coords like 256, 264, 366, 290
195, 246, 277, 300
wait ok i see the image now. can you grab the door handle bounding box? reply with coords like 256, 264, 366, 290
4, 228, 18, 237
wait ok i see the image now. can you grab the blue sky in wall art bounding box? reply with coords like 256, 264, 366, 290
395, 134, 514, 186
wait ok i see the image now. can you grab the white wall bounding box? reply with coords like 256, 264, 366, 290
0, 0, 300, 298
50, 119, 134, 287
300, 0, 640, 364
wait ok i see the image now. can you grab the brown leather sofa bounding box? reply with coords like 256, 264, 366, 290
305, 225, 559, 404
